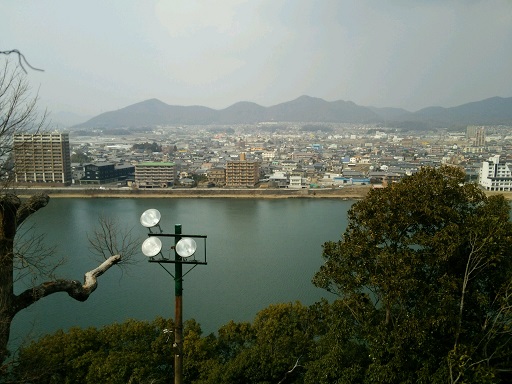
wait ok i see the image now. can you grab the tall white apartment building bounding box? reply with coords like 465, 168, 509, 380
479, 155, 512, 191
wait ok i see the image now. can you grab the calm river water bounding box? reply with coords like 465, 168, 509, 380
10, 197, 352, 350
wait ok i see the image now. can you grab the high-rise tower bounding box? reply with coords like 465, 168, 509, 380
13, 132, 72, 185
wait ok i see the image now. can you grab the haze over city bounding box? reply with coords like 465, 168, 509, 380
3, 0, 512, 119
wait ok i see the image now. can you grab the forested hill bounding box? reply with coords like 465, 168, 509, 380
72, 95, 512, 129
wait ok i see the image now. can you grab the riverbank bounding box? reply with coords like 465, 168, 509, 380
14, 186, 372, 199
13, 186, 512, 200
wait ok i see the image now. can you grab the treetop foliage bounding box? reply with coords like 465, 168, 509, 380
313, 165, 512, 383
132, 142, 162, 153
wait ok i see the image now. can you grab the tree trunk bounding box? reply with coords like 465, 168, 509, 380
0, 193, 121, 364
0, 246, 14, 364
0, 195, 19, 364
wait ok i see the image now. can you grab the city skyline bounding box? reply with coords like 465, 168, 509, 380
3, 1, 512, 118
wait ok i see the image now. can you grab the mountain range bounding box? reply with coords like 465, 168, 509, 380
72, 95, 512, 130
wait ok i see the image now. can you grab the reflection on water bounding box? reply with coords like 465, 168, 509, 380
11, 198, 351, 350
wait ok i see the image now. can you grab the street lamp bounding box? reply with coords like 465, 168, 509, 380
140, 208, 207, 384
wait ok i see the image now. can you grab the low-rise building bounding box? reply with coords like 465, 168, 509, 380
80, 163, 134, 185
289, 175, 307, 189
135, 162, 176, 188
207, 167, 226, 186
269, 171, 288, 188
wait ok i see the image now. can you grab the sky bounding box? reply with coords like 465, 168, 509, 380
3, 0, 512, 119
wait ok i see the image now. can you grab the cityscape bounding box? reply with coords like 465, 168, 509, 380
11, 122, 512, 193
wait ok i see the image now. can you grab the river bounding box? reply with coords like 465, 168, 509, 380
10, 197, 352, 351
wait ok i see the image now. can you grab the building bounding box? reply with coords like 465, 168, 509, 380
207, 167, 226, 186
475, 127, 486, 147
13, 132, 72, 186
135, 162, 176, 188
479, 155, 512, 191
467, 125, 486, 147
467, 125, 479, 140
268, 171, 288, 188
80, 163, 134, 185
225, 153, 260, 187
289, 175, 307, 189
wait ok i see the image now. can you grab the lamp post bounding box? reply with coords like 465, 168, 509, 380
140, 209, 207, 384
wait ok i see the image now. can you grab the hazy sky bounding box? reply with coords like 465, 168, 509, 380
3, 0, 512, 117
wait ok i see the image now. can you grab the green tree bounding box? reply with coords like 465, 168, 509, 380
304, 299, 369, 384
70, 150, 91, 164
203, 302, 319, 384
312, 166, 512, 383
132, 142, 162, 153
11, 317, 174, 383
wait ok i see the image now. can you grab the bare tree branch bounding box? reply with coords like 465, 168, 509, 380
0, 50, 44, 73
13, 254, 121, 313
87, 214, 139, 266
0, 59, 48, 186
277, 356, 303, 384
14, 222, 61, 284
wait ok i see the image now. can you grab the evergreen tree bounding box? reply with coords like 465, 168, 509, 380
312, 166, 512, 383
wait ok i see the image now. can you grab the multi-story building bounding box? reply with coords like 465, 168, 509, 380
281, 160, 298, 173
135, 162, 176, 188
467, 125, 486, 147
80, 163, 134, 185
13, 132, 72, 186
225, 153, 260, 187
467, 125, 479, 140
479, 155, 512, 191
289, 175, 307, 189
475, 127, 486, 147
207, 167, 226, 186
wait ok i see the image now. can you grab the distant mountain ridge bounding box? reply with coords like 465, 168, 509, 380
72, 95, 512, 129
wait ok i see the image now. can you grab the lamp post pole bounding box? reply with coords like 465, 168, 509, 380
174, 224, 183, 384
140, 209, 207, 384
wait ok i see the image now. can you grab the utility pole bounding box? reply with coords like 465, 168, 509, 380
174, 224, 183, 384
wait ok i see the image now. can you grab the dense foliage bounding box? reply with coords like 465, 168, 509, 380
313, 166, 512, 383
70, 150, 91, 164
9, 303, 324, 384
7, 166, 512, 383
132, 142, 162, 153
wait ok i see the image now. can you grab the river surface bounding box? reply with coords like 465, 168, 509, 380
10, 198, 352, 350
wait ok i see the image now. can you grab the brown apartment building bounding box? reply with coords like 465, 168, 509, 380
13, 132, 72, 186
225, 153, 260, 187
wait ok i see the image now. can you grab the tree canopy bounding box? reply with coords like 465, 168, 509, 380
313, 165, 512, 383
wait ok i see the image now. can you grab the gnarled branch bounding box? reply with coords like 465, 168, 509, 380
13, 254, 121, 314
0, 50, 44, 73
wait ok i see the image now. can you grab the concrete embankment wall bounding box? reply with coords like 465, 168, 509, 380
14, 186, 512, 200
15, 186, 372, 199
